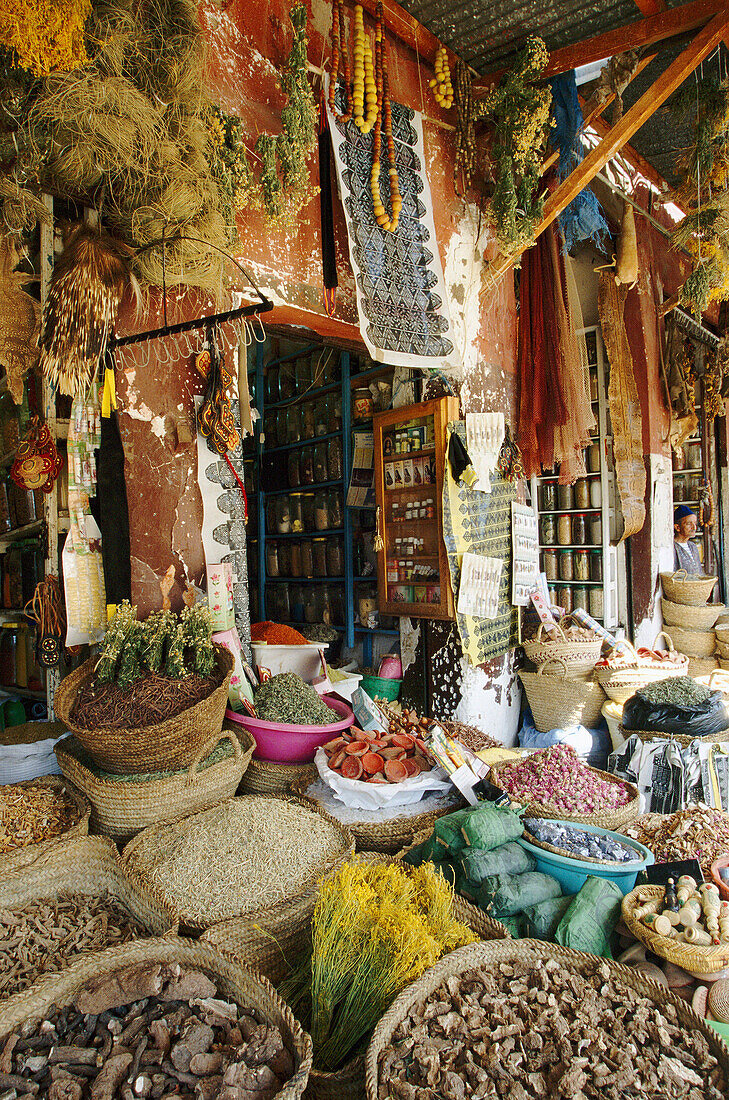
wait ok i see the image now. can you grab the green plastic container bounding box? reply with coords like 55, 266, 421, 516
359, 674, 402, 701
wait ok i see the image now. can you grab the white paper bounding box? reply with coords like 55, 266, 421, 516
457, 552, 503, 620
315, 748, 453, 810
466, 412, 505, 492
511, 501, 540, 606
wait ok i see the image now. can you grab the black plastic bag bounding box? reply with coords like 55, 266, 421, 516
622, 688, 729, 737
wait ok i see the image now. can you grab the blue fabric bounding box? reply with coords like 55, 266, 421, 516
519, 707, 611, 771
549, 71, 610, 254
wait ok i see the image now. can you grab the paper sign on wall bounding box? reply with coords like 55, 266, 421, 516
511, 501, 539, 606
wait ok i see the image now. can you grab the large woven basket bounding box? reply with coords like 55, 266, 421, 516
55, 725, 255, 844
518, 658, 606, 733
488, 758, 641, 830
0, 937, 312, 1100
363, 938, 729, 1099
0, 775, 90, 877
618, 723, 729, 748
691, 656, 720, 677
661, 569, 718, 606
240, 756, 317, 795
622, 884, 729, 977
53, 645, 234, 774
662, 596, 724, 631
594, 634, 688, 704
662, 623, 716, 658
121, 794, 355, 934
0, 835, 177, 993
522, 622, 603, 675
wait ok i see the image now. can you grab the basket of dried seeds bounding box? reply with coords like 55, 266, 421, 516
0, 775, 90, 876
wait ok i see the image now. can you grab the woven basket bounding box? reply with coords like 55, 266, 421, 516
622, 884, 729, 976
662, 596, 724, 631
522, 622, 603, 675
53, 645, 234, 775
240, 757, 317, 795
595, 635, 688, 704
518, 658, 606, 733
661, 623, 716, 658
0, 937, 312, 1099
661, 569, 718, 606
488, 759, 640, 830
0, 775, 90, 877
363, 938, 729, 1099
716, 640, 729, 659
717, 623, 729, 644
121, 794, 355, 935
690, 657, 720, 677
618, 723, 729, 748
55, 725, 255, 844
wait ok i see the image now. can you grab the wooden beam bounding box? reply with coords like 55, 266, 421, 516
481, 9, 729, 295
473, 0, 725, 92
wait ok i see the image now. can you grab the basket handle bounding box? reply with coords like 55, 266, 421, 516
669, 570, 689, 582
708, 670, 729, 691
537, 657, 568, 679
652, 630, 675, 652
185, 729, 242, 787
536, 622, 567, 643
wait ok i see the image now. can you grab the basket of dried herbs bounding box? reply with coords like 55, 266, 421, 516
0, 775, 90, 876
54, 602, 234, 774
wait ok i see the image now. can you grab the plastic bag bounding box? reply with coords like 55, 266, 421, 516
478, 871, 562, 917
522, 895, 575, 940
460, 803, 524, 851
459, 842, 535, 886
622, 687, 729, 737
315, 748, 452, 811
401, 835, 442, 867
498, 913, 524, 938
554, 875, 622, 957
432, 809, 472, 856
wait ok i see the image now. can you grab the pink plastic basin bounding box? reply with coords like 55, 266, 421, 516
225, 696, 355, 763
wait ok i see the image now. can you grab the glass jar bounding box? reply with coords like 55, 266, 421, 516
674, 477, 686, 502
574, 478, 590, 509
589, 587, 604, 619
266, 499, 277, 535
572, 513, 587, 545
291, 584, 305, 622
314, 398, 329, 437
574, 548, 590, 581
688, 441, 702, 469
288, 450, 301, 488
590, 480, 602, 509
590, 370, 599, 402
353, 388, 373, 421
287, 405, 302, 444
275, 496, 291, 534
329, 394, 343, 433
557, 514, 572, 546
304, 587, 320, 624
548, 586, 558, 606
587, 442, 601, 473
573, 586, 589, 612
266, 541, 279, 578
673, 445, 686, 471
559, 549, 574, 581
330, 586, 344, 626
327, 536, 344, 576
265, 366, 280, 404
314, 490, 329, 531
303, 403, 316, 437
557, 483, 574, 510
300, 538, 314, 578
300, 447, 315, 485
540, 481, 556, 511
290, 540, 302, 577
320, 585, 332, 625
329, 490, 343, 528
290, 495, 304, 533
328, 436, 343, 480
277, 585, 291, 620
279, 361, 296, 401
277, 541, 291, 575
590, 549, 603, 583
313, 441, 328, 483
295, 355, 312, 393
558, 586, 574, 613
540, 515, 556, 546
542, 548, 558, 582
0, 483, 10, 534
313, 537, 327, 576
590, 515, 603, 545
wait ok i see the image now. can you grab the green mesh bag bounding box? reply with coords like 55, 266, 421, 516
478, 871, 562, 917
554, 876, 623, 958
401, 835, 441, 867
522, 895, 575, 941
460, 803, 523, 851
459, 842, 535, 886
498, 912, 524, 938
432, 809, 472, 856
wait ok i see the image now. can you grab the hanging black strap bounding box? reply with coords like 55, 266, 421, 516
89, 349, 132, 606
319, 111, 338, 297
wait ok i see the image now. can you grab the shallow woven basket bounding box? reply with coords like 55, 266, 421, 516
0, 937, 312, 1100
690, 656, 720, 677
121, 794, 355, 935
661, 623, 716, 658
0, 775, 90, 877
716, 639, 729, 659
55, 725, 255, 844
595, 634, 688, 704
363, 938, 729, 1099
53, 645, 234, 775
662, 596, 724, 631
617, 723, 729, 748
522, 622, 602, 675
487, 759, 640, 830
518, 658, 606, 734
622, 884, 729, 976
717, 624, 729, 644
239, 756, 317, 795
661, 569, 718, 606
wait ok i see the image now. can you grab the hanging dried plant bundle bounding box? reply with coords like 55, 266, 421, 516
0, 235, 40, 404
0, 0, 91, 77
39, 224, 140, 397
586, 50, 642, 123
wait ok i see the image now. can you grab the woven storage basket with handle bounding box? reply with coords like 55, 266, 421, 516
363, 938, 729, 1100
0, 775, 90, 877
662, 623, 716, 658
0, 937, 312, 1100
661, 569, 718, 605
239, 756, 317, 795
622, 884, 729, 976
55, 725, 255, 844
522, 622, 602, 675
662, 596, 724, 631
53, 645, 234, 775
518, 658, 606, 733
487, 758, 640, 830
595, 634, 688, 704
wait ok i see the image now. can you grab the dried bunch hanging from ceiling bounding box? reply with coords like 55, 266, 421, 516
0, 0, 92, 78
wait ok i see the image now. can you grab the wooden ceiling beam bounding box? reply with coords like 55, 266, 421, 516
473, 0, 725, 92
481, 9, 729, 295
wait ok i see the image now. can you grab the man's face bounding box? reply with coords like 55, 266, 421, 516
675, 515, 697, 539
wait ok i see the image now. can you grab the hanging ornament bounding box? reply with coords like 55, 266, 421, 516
370, 1, 401, 232
197, 329, 239, 455
11, 415, 62, 493
430, 47, 454, 109
328, 0, 353, 122
496, 425, 525, 481
352, 4, 377, 133
25, 576, 66, 668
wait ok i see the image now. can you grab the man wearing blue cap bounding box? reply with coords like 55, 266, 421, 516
673, 505, 702, 573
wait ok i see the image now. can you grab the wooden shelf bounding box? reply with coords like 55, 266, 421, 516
0, 520, 44, 543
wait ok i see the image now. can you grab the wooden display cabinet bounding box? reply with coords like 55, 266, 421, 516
373, 397, 458, 620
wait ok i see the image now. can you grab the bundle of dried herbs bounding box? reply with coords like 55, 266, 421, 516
637, 676, 711, 708
254, 673, 340, 726
0, 784, 80, 855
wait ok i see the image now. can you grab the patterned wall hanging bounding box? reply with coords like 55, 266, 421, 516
325, 80, 457, 369
442, 422, 518, 665
11, 415, 61, 493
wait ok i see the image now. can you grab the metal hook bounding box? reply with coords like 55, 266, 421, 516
250, 312, 266, 343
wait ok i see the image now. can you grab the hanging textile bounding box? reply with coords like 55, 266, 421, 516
91, 354, 132, 609
325, 82, 456, 369
318, 108, 338, 315
549, 72, 609, 254
598, 272, 646, 538
663, 318, 698, 452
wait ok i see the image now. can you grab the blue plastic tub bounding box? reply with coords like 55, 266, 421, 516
516, 822, 654, 896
